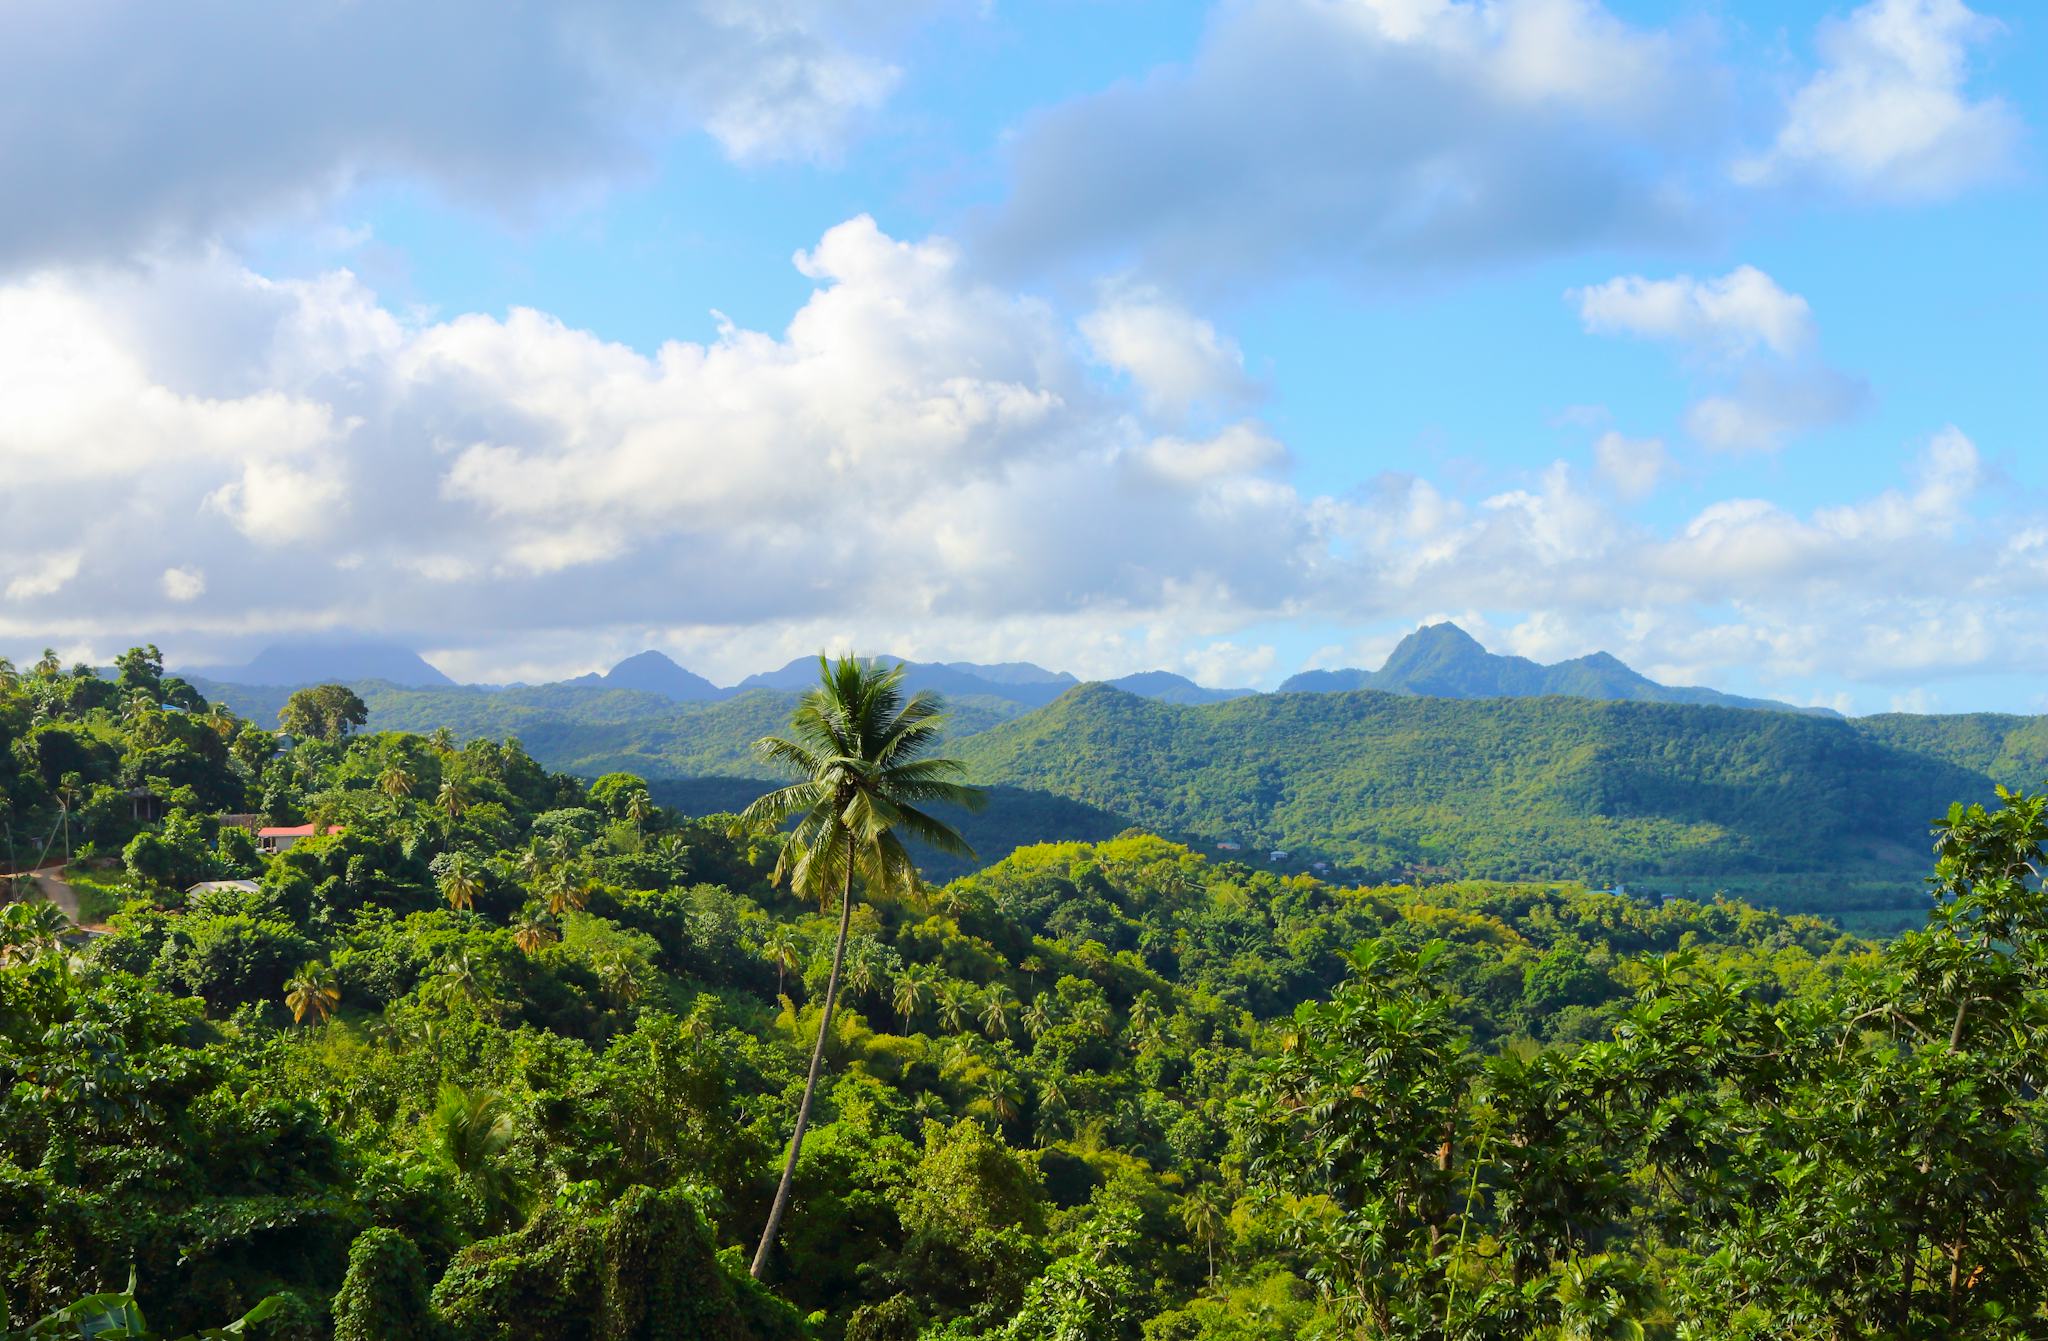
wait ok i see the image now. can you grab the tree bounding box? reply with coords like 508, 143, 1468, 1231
979, 984, 1016, 1039
113, 644, 165, 698
377, 764, 415, 806
436, 777, 469, 825
735, 655, 984, 1279
284, 962, 341, 1025
1178, 1182, 1231, 1285
762, 924, 802, 998
0, 900, 70, 966
624, 787, 655, 841
893, 961, 936, 1026
512, 913, 558, 955
439, 854, 482, 913
279, 684, 369, 743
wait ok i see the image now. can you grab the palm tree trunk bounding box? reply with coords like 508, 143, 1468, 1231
751, 834, 856, 1280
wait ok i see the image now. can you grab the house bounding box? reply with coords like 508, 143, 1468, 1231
185, 879, 261, 895
127, 787, 165, 823
257, 824, 341, 854
1269, 849, 1290, 862
1216, 841, 1242, 852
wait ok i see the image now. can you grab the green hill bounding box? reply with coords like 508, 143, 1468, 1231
189, 678, 1031, 777
953, 683, 2001, 921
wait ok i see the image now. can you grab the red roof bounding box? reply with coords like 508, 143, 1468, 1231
257, 824, 343, 838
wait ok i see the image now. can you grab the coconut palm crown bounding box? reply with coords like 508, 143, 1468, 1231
737, 654, 983, 1278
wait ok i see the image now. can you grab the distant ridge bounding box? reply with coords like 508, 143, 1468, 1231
1104, 670, 1257, 705
736, 655, 1079, 708
565, 650, 725, 702
183, 638, 454, 688
1281, 623, 1832, 717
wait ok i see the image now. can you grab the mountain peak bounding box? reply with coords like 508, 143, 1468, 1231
1277, 624, 1829, 716
184, 638, 454, 688
570, 650, 724, 701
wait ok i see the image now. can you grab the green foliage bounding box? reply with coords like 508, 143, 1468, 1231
956, 683, 2012, 917
278, 687, 369, 745
331, 1230, 434, 1341
430, 1186, 805, 1340
10, 647, 2048, 1338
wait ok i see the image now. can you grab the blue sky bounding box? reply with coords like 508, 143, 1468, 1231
0, 0, 2042, 712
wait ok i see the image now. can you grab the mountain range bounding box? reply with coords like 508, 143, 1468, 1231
172, 623, 1794, 713
1281, 623, 1829, 716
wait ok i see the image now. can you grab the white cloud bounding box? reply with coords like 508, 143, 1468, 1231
1571, 266, 1812, 358
161, 567, 207, 602
1572, 265, 1864, 451
1736, 0, 2019, 199
5, 552, 82, 602
1592, 431, 1671, 501
0, 1, 933, 269
980, 0, 1711, 288
1080, 288, 1258, 417
0, 224, 2036, 701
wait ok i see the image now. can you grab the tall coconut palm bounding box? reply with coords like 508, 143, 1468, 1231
892, 961, 936, 1026
439, 854, 482, 913
979, 984, 1016, 1039
378, 764, 416, 808
762, 924, 802, 997
512, 913, 558, 955
736, 655, 983, 1280
1179, 1182, 1232, 1285
624, 787, 655, 841
284, 962, 341, 1024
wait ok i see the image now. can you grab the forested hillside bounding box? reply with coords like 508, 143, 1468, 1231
186, 665, 2048, 927
188, 678, 1032, 778
955, 684, 2008, 922
6, 648, 2047, 1337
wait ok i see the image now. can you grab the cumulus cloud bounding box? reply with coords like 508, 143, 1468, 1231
1592, 431, 1672, 501
1736, 0, 2020, 199
1572, 266, 1812, 358
0, 220, 2035, 700
161, 568, 207, 603
1080, 288, 1259, 418
1572, 265, 1864, 451
0, 0, 928, 269
978, 0, 1713, 288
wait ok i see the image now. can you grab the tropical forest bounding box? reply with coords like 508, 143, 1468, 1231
4, 645, 2046, 1339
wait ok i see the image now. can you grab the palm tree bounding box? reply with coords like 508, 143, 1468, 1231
437, 777, 469, 825
378, 764, 416, 807
431, 1084, 522, 1227
762, 924, 802, 997
540, 865, 588, 917
53, 774, 81, 863
972, 1070, 1022, 1127
1179, 1183, 1231, 1285
1023, 996, 1053, 1043
624, 787, 655, 841
513, 913, 558, 955
0, 901, 71, 966
439, 854, 482, 913
979, 984, 1016, 1039
936, 983, 973, 1033
735, 655, 983, 1280
892, 961, 935, 1026
284, 962, 341, 1024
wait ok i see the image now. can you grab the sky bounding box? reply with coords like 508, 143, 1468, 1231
0, 0, 2042, 713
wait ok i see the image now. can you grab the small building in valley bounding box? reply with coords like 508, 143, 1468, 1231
257, 824, 342, 854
